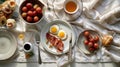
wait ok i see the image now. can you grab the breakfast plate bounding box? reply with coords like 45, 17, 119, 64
0, 29, 17, 60
41, 20, 76, 55
77, 30, 102, 55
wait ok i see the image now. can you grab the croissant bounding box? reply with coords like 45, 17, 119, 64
102, 35, 113, 46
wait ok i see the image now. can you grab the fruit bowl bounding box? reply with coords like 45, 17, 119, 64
19, 0, 44, 24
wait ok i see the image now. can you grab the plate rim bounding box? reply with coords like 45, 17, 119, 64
0, 30, 17, 60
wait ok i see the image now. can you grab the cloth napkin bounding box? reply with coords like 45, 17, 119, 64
41, 0, 120, 65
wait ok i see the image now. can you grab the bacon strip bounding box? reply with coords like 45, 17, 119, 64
46, 33, 64, 52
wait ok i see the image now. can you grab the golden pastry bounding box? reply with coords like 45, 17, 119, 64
102, 35, 113, 47
2, 5, 12, 14
0, 16, 7, 26
8, 1, 16, 10
6, 18, 16, 28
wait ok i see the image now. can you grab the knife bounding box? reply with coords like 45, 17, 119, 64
68, 33, 72, 62
35, 32, 42, 64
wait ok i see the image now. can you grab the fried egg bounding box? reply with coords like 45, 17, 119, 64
50, 25, 59, 34
57, 30, 67, 40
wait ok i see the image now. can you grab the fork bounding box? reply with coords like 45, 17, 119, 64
68, 33, 72, 62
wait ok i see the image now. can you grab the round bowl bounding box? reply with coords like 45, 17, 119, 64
19, 0, 44, 25
77, 29, 102, 54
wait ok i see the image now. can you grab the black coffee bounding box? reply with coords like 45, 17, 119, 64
24, 44, 31, 50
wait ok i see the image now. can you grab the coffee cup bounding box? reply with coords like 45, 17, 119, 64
23, 42, 33, 53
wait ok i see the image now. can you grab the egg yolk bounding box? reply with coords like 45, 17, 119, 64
59, 31, 65, 38
51, 27, 57, 33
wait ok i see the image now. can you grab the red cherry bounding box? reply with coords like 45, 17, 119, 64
94, 36, 99, 42
26, 16, 32, 22
84, 31, 90, 37
89, 47, 95, 52
89, 38, 95, 43
84, 40, 89, 45
22, 6, 28, 12
36, 7, 42, 14
34, 16, 39, 22
27, 11, 33, 16
26, 3, 33, 9
88, 42, 93, 47
94, 43, 99, 49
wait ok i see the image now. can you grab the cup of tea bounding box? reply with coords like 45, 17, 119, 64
23, 42, 33, 53
63, 0, 82, 20
64, 0, 79, 14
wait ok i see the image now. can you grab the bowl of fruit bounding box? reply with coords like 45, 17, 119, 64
19, 0, 44, 24
77, 30, 102, 54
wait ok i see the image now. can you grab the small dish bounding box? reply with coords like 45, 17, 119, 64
77, 30, 102, 54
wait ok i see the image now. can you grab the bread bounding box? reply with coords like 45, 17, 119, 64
102, 35, 113, 46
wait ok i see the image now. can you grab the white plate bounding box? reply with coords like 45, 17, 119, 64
77, 30, 102, 55
0, 30, 17, 60
41, 20, 75, 55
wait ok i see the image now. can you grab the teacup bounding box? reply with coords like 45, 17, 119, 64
23, 42, 33, 53
64, 0, 79, 14
63, 0, 81, 20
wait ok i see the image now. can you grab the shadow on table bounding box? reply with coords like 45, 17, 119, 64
0, 63, 17, 67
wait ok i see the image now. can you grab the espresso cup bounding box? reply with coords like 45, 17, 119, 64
23, 42, 33, 53
64, 0, 79, 14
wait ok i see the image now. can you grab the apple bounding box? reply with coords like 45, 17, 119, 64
22, 6, 28, 12
22, 12, 27, 18
34, 16, 39, 22
26, 16, 32, 22
36, 7, 42, 14
26, 3, 33, 9
27, 10, 33, 16
32, 11, 37, 16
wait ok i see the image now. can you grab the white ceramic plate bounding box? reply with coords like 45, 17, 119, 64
77, 30, 102, 55
0, 30, 17, 60
41, 20, 75, 55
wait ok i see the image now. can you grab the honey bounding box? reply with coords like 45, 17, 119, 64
65, 1, 77, 12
